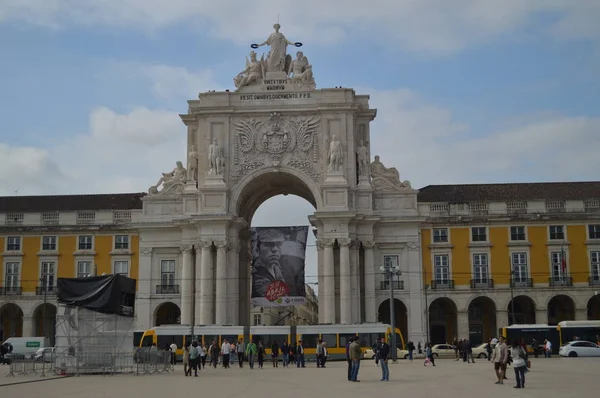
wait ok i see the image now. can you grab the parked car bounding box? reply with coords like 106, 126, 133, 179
559, 341, 600, 357
472, 343, 491, 358
35, 347, 55, 363
431, 344, 456, 358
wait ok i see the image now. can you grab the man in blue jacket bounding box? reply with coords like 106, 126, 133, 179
377, 337, 390, 381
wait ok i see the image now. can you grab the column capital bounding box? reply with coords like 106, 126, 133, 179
349, 239, 360, 250
180, 244, 194, 253
317, 238, 335, 249
338, 238, 352, 247
215, 240, 228, 249
407, 242, 420, 251
196, 240, 213, 249
140, 247, 153, 256
227, 240, 241, 253
362, 241, 376, 249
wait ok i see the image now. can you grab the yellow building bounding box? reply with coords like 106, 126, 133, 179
0, 193, 143, 344
419, 182, 600, 344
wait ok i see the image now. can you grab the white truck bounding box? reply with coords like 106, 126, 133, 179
1, 337, 49, 364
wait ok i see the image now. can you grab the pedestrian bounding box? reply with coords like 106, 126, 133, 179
236, 339, 246, 368
510, 340, 528, 389
221, 339, 231, 368
486, 339, 493, 361
316, 340, 324, 367
209, 340, 220, 368
425, 342, 435, 366
492, 336, 509, 385
183, 345, 191, 376
170, 341, 178, 365
345, 337, 353, 381
246, 340, 257, 369
349, 337, 362, 382
372, 340, 380, 367
296, 340, 306, 368
271, 340, 279, 367
199, 342, 206, 369
281, 341, 290, 367
189, 341, 199, 377
467, 340, 475, 363
322, 342, 328, 368
257, 341, 265, 368
378, 337, 390, 381
407, 340, 415, 361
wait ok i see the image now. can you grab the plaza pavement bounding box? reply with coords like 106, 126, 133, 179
1, 357, 597, 397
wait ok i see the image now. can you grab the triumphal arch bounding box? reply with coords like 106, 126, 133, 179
136, 24, 425, 342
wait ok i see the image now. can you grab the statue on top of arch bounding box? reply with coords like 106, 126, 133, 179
234, 23, 316, 90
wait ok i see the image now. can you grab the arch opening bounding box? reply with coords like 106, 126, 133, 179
154, 302, 181, 326
0, 303, 24, 340
429, 297, 457, 344
547, 294, 575, 325
33, 303, 57, 345
378, 299, 408, 346
588, 295, 600, 320
468, 296, 497, 345
507, 295, 536, 325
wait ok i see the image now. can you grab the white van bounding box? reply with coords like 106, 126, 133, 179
2, 337, 49, 363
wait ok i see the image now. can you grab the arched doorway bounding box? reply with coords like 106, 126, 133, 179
155, 302, 181, 326
507, 295, 536, 325
378, 298, 408, 346
468, 296, 497, 345
547, 294, 575, 325
0, 303, 23, 340
429, 297, 457, 344
588, 295, 600, 320
33, 303, 57, 345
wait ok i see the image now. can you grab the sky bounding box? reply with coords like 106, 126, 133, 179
1, 0, 600, 286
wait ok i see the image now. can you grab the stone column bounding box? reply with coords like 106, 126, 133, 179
198, 240, 214, 325
575, 308, 587, 321
227, 240, 241, 325
350, 240, 361, 323
457, 310, 469, 340
215, 241, 228, 325
22, 316, 34, 337
137, 246, 153, 329
496, 310, 508, 332
363, 241, 377, 322
180, 244, 195, 326
316, 240, 325, 324
535, 309, 548, 325
322, 239, 336, 324
339, 238, 352, 325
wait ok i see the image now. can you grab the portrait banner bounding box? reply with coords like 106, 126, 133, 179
250, 226, 308, 307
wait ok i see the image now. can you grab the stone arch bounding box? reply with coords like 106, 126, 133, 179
0, 303, 24, 340
507, 295, 536, 325
229, 166, 323, 221
467, 296, 497, 345
32, 303, 58, 345
154, 302, 181, 326
587, 295, 600, 320
377, 298, 408, 347
429, 297, 458, 344
547, 294, 576, 325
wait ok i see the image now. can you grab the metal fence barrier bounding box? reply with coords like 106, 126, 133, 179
5, 350, 172, 377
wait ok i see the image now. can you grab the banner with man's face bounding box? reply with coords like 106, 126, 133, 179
250, 226, 308, 307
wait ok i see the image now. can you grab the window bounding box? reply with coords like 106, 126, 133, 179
115, 235, 129, 250
42, 236, 57, 251
253, 314, 262, 326
77, 261, 93, 278
114, 260, 129, 276
589, 225, 600, 240
511, 252, 528, 282
433, 228, 448, 243
471, 227, 487, 242
550, 251, 567, 279
473, 254, 489, 282
510, 226, 526, 241
41, 262, 55, 288
7, 236, 21, 251
160, 260, 175, 286
549, 225, 564, 240
433, 255, 449, 282
383, 255, 400, 276
78, 235, 93, 250
5, 262, 19, 290
591, 252, 600, 282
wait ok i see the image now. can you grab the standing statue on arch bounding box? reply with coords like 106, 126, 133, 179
252, 23, 302, 73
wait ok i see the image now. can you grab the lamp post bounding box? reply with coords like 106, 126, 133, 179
510, 270, 515, 326
39, 277, 48, 339
424, 284, 430, 343
380, 263, 401, 362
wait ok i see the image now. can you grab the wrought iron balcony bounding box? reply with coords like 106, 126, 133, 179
470, 279, 494, 289
0, 286, 22, 295
548, 277, 573, 287
430, 279, 455, 290
589, 277, 600, 287
36, 285, 57, 295
155, 285, 180, 294
379, 280, 404, 290
510, 278, 534, 288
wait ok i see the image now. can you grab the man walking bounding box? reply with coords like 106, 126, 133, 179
316, 340, 324, 368
378, 337, 390, 381
349, 337, 362, 382
221, 339, 231, 368
246, 340, 257, 369
236, 339, 246, 368
346, 337, 353, 381
296, 340, 305, 368
492, 336, 509, 385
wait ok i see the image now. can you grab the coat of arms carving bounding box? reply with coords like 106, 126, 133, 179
232, 113, 321, 181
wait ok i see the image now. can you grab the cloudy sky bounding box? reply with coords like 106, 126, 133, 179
1, 1, 600, 284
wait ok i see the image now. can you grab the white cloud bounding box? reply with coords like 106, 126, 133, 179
1, 0, 599, 54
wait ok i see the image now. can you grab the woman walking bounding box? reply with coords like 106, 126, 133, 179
510, 340, 528, 389
199, 342, 207, 369
257, 341, 265, 368
425, 343, 435, 366
183, 345, 191, 376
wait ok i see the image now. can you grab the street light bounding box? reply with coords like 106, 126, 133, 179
510, 270, 515, 326
39, 277, 48, 339
380, 263, 401, 362
424, 284, 430, 343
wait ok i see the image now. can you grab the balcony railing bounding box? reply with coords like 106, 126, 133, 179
589, 277, 600, 287
36, 286, 57, 295
470, 279, 494, 289
431, 279, 455, 290
549, 277, 573, 287
156, 285, 180, 294
510, 278, 534, 288
0, 286, 22, 295
379, 280, 404, 290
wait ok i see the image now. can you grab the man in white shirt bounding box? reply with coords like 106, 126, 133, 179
221, 339, 231, 368
169, 342, 178, 365
544, 339, 552, 358
491, 336, 508, 384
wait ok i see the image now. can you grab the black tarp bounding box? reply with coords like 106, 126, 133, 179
57, 274, 136, 317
